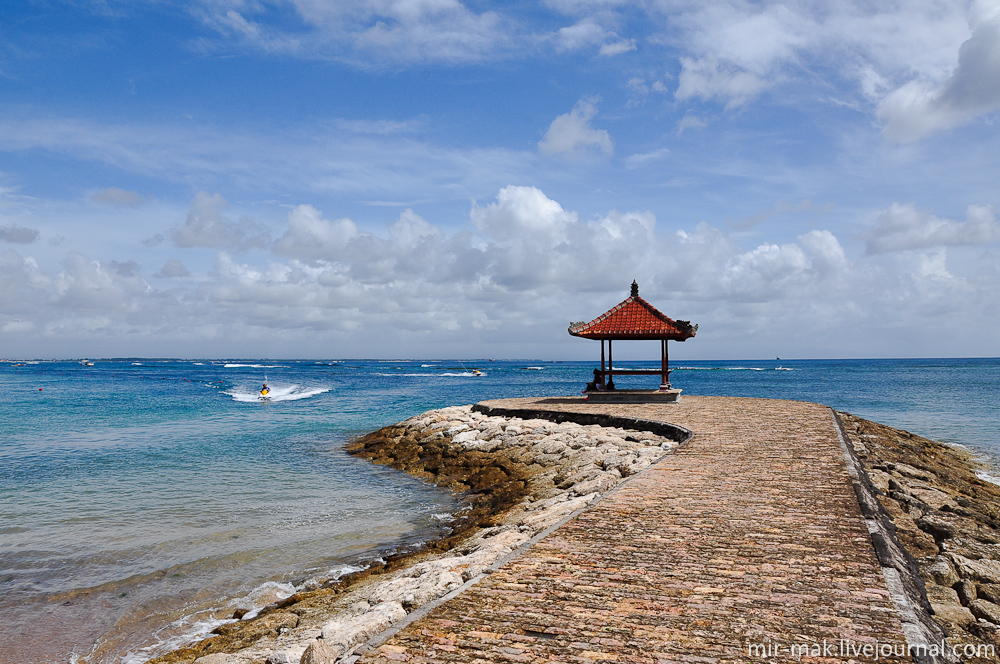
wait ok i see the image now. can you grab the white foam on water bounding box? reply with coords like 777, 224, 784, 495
674, 366, 768, 371
223, 363, 288, 368
234, 580, 297, 620
120, 579, 300, 664
976, 470, 1000, 487
376, 372, 437, 377
376, 372, 485, 377
226, 384, 330, 402
326, 563, 366, 580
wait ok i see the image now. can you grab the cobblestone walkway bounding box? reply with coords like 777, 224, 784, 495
358, 396, 911, 663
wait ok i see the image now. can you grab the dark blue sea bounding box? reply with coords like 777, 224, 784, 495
2, 357, 997, 663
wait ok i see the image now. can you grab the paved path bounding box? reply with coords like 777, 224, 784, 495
358, 396, 911, 663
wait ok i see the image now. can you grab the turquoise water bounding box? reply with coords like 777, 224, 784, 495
2, 357, 997, 663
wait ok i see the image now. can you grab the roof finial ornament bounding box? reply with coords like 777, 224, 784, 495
631, 280, 639, 298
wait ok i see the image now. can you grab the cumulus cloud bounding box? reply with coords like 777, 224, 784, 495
538, 99, 613, 159
90, 187, 146, 207
273, 204, 360, 264
877, 6, 1000, 141
654, 0, 998, 139
51, 252, 151, 311
170, 192, 271, 251
866, 202, 1000, 254
0, 224, 40, 244
3, 186, 997, 358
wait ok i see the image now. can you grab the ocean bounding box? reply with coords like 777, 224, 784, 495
2, 357, 998, 663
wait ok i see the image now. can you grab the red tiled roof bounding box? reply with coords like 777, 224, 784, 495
568, 284, 697, 341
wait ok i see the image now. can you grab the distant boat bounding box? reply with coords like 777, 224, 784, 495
79, 359, 94, 367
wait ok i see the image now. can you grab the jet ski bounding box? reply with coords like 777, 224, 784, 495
259, 382, 271, 401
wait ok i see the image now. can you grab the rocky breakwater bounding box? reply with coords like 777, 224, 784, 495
840, 413, 1000, 663
147, 405, 681, 664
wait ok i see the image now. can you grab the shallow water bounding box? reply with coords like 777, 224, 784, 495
1, 357, 997, 663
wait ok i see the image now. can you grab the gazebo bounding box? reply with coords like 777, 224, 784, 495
569, 281, 697, 401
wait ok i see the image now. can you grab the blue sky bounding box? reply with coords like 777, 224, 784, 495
1, 0, 999, 360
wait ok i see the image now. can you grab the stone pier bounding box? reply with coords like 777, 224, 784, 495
353, 396, 927, 664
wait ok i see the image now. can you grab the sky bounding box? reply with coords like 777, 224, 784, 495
1, 0, 998, 360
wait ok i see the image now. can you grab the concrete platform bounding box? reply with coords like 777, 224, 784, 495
585, 388, 681, 403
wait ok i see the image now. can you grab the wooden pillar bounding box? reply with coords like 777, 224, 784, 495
600, 339, 606, 375
661, 339, 668, 389
607, 339, 614, 389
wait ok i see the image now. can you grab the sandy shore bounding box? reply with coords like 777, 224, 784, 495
144, 403, 1000, 664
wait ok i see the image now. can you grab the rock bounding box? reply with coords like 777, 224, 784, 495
921, 556, 960, 587
300, 638, 345, 664
898, 528, 942, 558
571, 471, 620, 496
347, 600, 371, 615
451, 430, 480, 445
969, 619, 1000, 647
209, 612, 300, 649
919, 513, 962, 540
978, 583, 1000, 605
867, 469, 894, 493
909, 487, 959, 511
320, 601, 407, 649
950, 554, 1000, 584
895, 462, 936, 481
930, 599, 976, 629
193, 655, 232, 664
942, 538, 1000, 560
969, 599, 1000, 625
927, 583, 962, 606
367, 564, 463, 607
265, 646, 307, 664
956, 580, 978, 605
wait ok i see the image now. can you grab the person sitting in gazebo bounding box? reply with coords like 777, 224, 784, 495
584, 368, 607, 392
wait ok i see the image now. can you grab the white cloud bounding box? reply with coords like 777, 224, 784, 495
599, 38, 635, 56
51, 252, 151, 312
538, 98, 614, 158
675, 55, 767, 108
675, 114, 707, 134
866, 202, 1000, 254
273, 204, 360, 264
0, 115, 532, 206
555, 18, 606, 51
877, 7, 1000, 141
471, 185, 575, 242
624, 147, 670, 169
2, 186, 998, 358
170, 192, 271, 250
194, 0, 510, 65
90, 187, 146, 207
